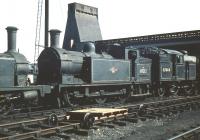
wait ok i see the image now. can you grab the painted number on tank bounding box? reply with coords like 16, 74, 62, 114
140, 67, 148, 74
162, 67, 171, 72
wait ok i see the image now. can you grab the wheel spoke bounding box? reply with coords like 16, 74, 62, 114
169, 84, 179, 96
158, 87, 165, 97
63, 93, 77, 107
183, 84, 193, 95
95, 98, 107, 104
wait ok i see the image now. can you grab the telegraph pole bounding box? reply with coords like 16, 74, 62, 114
45, 0, 49, 47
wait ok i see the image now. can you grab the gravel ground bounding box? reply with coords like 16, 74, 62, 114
64, 109, 200, 140
125, 110, 200, 140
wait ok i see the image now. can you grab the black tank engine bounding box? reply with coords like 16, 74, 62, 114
0, 27, 51, 111
37, 30, 152, 107
0, 27, 29, 87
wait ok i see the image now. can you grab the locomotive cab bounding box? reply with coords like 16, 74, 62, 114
125, 47, 152, 83
183, 53, 196, 80
173, 53, 185, 80
179, 53, 197, 95
162, 49, 185, 81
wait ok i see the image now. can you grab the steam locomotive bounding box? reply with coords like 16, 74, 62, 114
37, 29, 152, 107
0, 27, 51, 111
106, 44, 197, 96
0, 26, 198, 111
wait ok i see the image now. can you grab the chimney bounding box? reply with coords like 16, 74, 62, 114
6, 26, 18, 52
49, 29, 61, 48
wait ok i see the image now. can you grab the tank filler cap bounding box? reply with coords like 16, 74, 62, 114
83, 42, 96, 53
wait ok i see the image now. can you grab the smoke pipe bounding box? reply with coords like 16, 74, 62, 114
45, 0, 49, 48
6, 26, 18, 52
49, 29, 61, 48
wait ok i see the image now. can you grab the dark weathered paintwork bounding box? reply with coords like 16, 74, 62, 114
0, 55, 15, 87
188, 63, 196, 80
82, 57, 131, 83
38, 47, 84, 84
134, 59, 152, 83
160, 61, 173, 81
176, 64, 186, 80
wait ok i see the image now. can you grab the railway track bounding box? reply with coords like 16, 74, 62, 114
168, 125, 200, 140
0, 96, 165, 123
0, 114, 80, 140
0, 95, 200, 140
0, 95, 187, 122
0, 100, 123, 124
122, 95, 200, 120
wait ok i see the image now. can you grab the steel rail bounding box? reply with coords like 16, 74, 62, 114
168, 126, 200, 140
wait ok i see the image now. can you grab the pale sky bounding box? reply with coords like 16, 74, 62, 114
0, 0, 199, 62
